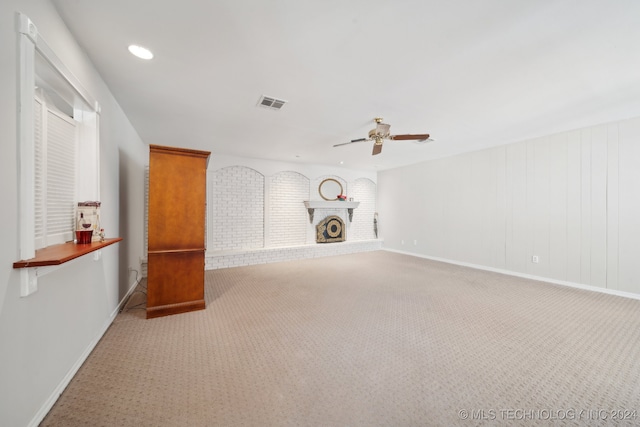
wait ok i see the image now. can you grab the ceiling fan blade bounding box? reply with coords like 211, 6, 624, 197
390, 133, 430, 141
372, 142, 383, 156
333, 138, 368, 147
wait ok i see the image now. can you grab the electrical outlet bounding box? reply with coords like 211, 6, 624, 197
414, 240, 417, 245
401, 240, 405, 245
532, 255, 539, 263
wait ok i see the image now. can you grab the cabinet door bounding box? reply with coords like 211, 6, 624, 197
147, 251, 205, 318
148, 149, 207, 251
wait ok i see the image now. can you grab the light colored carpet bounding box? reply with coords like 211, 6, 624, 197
41, 251, 640, 426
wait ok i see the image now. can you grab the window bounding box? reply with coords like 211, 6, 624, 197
18, 14, 100, 260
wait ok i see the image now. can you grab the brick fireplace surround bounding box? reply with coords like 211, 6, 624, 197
205, 240, 382, 270
203, 166, 380, 270
143, 165, 381, 274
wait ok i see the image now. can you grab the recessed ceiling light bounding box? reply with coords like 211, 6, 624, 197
128, 44, 154, 60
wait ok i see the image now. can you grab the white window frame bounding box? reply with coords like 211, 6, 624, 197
17, 13, 101, 295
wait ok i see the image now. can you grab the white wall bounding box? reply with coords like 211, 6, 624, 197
378, 117, 640, 295
209, 154, 377, 182
207, 156, 377, 249
0, 1, 147, 426
268, 171, 309, 247
208, 165, 266, 251
203, 155, 380, 268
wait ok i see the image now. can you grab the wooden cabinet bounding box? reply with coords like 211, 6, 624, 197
147, 144, 210, 319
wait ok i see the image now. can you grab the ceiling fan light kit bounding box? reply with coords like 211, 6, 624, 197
334, 117, 431, 155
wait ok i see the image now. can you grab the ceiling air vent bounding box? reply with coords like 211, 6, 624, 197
257, 95, 287, 111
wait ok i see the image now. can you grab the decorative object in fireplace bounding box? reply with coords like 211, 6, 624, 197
316, 215, 345, 243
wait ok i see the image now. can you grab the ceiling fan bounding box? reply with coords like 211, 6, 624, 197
334, 117, 431, 155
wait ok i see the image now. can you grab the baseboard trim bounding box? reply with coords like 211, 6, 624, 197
146, 299, 205, 319
28, 278, 141, 427
384, 248, 640, 301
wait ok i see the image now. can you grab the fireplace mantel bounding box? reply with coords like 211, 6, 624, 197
303, 200, 360, 223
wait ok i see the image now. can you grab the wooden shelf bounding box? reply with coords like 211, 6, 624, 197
303, 200, 360, 223
303, 200, 359, 209
13, 238, 123, 268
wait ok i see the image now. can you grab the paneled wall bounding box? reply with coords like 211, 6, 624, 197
378, 116, 640, 295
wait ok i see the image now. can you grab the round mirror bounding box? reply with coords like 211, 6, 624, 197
319, 178, 343, 201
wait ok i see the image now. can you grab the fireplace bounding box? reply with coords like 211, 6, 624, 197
316, 215, 345, 243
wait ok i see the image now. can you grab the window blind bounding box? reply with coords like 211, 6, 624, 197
34, 98, 44, 248
34, 96, 77, 249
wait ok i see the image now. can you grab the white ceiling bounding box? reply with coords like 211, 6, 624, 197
51, 0, 640, 171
